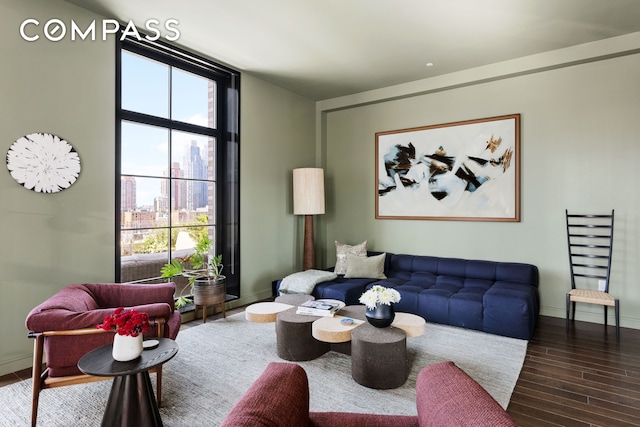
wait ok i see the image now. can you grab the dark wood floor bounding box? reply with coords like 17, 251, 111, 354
508, 316, 640, 426
3, 312, 639, 427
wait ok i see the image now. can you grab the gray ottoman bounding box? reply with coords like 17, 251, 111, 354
350, 323, 407, 389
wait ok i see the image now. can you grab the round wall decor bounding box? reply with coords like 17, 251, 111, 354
6, 133, 81, 193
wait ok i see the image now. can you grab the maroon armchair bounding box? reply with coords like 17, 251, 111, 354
25, 282, 181, 427
220, 361, 517, 427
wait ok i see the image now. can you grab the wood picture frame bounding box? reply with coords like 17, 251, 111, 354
376, 114, 520, 221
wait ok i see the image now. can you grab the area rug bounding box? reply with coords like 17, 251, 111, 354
0, 312, 527, 426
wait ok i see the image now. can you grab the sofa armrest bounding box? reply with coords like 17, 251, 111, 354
416, 361, 517, 427
221, 362, 310, 427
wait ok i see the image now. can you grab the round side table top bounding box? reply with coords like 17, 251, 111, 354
78, 338, 178, 377
339, 305, 426, 337
312, 315, 365, 343
245, 302, 294, 323
392, 312, 426, 337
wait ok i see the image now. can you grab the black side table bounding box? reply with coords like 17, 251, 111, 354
78, 338, 178, 427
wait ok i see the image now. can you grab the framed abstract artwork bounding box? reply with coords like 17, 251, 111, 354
376, 114, 520, 221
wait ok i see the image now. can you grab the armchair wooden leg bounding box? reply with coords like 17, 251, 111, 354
155, 317, 166, 338
31, 334, 44, 427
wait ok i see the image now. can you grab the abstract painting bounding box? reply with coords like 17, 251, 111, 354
376, 114, 520, 221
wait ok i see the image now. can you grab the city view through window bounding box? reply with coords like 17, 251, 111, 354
119, 49, 218, 284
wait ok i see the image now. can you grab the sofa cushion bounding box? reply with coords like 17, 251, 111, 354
344, 253, 387, 279
334, 240, 367, 274
313, 277, 376, 305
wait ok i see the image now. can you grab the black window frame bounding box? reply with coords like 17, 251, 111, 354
115, 32, 240, 302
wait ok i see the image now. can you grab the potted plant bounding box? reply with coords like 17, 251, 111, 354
161, 235, 226, 311
97, 307, 150, 361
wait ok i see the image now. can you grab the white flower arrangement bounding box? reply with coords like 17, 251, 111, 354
359, 285, 401, 310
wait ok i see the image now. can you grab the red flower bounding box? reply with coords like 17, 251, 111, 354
97, 307, 150, 337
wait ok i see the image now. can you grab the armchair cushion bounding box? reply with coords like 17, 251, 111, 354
220, 362, 311, 427
310, 413, 418, 427
416, 361, 517, 427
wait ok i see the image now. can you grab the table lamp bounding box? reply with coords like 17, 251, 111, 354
293, 168, 325, 270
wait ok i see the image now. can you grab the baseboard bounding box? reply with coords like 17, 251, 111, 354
540, 307, 640, 330
0, 353, 32, 378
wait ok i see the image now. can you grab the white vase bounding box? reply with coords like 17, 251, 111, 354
112, 334, 144, 362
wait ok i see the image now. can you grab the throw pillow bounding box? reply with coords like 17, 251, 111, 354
344, 252, 387, 279
334, 240, 367, 275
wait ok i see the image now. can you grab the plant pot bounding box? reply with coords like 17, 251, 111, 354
365, 303, 395, 328
112, 333, 143, 362
192, 276, 226, 306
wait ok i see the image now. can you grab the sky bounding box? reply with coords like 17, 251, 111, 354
121, 50, 214, 206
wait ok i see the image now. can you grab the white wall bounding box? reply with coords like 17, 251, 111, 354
317, 37, 640, 329
0, 0, 316, 376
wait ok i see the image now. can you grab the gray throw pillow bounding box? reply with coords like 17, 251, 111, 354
344, 252, 387, 279
334, 240, 367, 275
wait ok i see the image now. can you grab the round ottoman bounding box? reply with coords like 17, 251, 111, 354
350, 323, 407, 389
276, 309, 331, 361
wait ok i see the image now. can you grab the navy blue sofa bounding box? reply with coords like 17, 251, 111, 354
276, 252, 539, 340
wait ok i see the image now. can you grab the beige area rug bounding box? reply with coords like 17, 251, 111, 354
1, 312, 527, 426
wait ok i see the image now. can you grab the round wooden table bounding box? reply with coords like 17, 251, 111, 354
78, 338, 178, 427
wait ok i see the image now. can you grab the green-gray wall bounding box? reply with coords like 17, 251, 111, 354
0, 0, 315, 376
316, 34, 640, 331
2, 0, 639, 378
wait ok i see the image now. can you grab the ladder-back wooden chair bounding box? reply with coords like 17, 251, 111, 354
565, 210, 619, 341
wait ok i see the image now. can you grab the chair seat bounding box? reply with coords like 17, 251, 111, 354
568, 289, 616, 307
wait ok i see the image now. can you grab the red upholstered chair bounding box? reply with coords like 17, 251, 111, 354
221, 361, 516, 427
25, 282, 181, 427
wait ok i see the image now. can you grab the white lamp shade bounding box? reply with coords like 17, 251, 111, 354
293, 168, 325, 215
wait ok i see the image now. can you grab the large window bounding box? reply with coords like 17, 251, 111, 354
116, 34, 240, 302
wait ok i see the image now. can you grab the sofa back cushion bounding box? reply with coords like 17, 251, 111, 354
388, 254, 538, 287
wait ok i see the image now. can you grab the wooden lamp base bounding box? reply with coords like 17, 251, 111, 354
303, 214, 315, 270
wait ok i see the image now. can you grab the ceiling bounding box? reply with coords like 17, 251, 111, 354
65, 0, 640, 101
